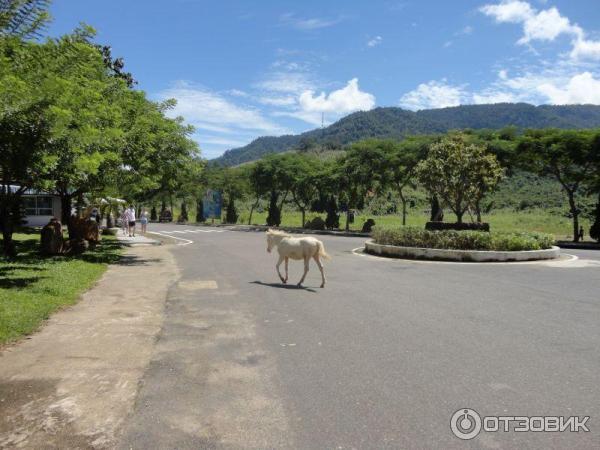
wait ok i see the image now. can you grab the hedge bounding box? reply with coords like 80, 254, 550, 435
372, 227, 555, 251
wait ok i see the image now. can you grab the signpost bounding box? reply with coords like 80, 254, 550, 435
202, 189, 222, 223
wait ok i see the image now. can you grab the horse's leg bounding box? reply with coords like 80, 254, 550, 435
276, 255, 285, 283
297, 256, 310, 287
284, 257, 289, 284
313, 254, 325, 288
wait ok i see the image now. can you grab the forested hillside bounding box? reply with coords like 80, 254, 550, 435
213, 103, 600, 166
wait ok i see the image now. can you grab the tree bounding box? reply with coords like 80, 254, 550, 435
517, 130, 600, 242
416, 135, 504, 224
286, 154, 319, 227
0, 33, 56, 255
0, 0, 50, 39
339, 140, 388, 230
249, 154, 294, 227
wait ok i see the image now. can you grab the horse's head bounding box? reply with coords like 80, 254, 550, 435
266, 229, 288, 253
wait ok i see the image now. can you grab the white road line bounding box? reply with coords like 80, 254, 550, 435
148, 231, 193, 246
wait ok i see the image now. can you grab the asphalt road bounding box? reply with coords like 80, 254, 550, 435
119, 223, 600, 449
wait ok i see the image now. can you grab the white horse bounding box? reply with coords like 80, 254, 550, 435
266, 229, 331, 288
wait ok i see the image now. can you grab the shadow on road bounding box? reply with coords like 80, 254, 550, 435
250, 280, 317, 293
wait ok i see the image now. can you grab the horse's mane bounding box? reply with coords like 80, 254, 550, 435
266, 229, 291, 237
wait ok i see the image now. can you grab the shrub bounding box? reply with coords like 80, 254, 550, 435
361, 218, 376, 233
425, 221, 490, 232
304, 217, 325, 230
372, 227, 555, 251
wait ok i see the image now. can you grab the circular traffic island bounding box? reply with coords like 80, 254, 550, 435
365, 227, 560, 262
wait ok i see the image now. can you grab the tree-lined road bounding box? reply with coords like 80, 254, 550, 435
120, 224, 600, 449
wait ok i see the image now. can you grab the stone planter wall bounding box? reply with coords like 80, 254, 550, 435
364, 239, 560, 262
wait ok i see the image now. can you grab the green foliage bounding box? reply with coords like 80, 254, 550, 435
214, 104, 600, 166
0, 0, 50, 38
416, 134, 504, 223
590, 202, 600, 242
517, 129, 600, 241
372, 227, 555, 251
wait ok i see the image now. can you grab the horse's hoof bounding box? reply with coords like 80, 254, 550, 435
283, 280, 287, 284
297, 283, 302, 288
320, 284, 325, 288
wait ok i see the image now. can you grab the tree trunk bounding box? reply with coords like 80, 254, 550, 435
456, 210, 463, 224
475, 199, 482, 223
248, 198, 259, 225
59, 193, 75, 239
399, 189, 407, 226
568, 191, 579, 242
301, 208, 306, 228
1, 207, 17, 258
345, 209, 350, 232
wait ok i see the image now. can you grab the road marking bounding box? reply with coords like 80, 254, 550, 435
352, 246, 580, 266
148, 231, 193, 245
178, 280, 218, 290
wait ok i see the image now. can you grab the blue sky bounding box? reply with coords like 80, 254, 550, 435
49, 1, 600, 158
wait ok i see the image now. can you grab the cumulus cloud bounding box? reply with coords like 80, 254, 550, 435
479, 1, 600, 60
537, 72, 600, 104
399, 80, 466, 110
298, 78, 376, 113
400, 69, 600, 110
571, 38, 600, 61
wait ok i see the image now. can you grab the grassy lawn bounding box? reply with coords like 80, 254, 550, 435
0, 230, 122, 345
234, 209, 588, 240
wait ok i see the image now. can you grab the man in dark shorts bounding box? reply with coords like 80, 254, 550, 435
127, 205, 136, 237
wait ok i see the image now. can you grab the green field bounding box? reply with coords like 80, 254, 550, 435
0, 231, 122, 345
230, 209, 588, 240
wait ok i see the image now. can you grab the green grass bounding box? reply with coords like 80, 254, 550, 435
0, 230, 122, 345
232, 209, 587, 240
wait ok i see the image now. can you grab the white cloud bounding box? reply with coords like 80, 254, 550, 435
479, 1, 600, 60
480, 1, 534, 23
298, 78, 376, 114
258, 95, 297, 107
518, 7, 580, 44
279, 13, 343, 31
537, 72, 600, 104
254, 72, 314, 94
158, 82, 287, 134
367, 36, 383, 47
571, 38, 600, 61
399, 80, 467, 110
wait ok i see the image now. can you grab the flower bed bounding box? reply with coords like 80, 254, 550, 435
372, 227, 555, 252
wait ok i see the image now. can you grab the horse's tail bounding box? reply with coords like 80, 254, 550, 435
317, 241, 331, 260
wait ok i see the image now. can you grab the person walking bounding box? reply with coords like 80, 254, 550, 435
127, 205, 136, 237
140, 208, 149, 235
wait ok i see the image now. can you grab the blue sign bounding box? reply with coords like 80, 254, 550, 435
203, 189, 222, 219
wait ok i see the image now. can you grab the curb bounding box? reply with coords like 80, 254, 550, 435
171, 222, 370, 238
364, 240, 561, 262
556, 241, 600, 250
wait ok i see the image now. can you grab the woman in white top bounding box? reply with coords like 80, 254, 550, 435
127, 205, 136, 237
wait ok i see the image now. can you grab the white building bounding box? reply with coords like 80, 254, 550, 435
6, 185, 62, 227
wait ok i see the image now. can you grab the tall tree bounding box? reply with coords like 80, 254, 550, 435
517, 129, 600, 242
417, 135, 504, 224
0, 0, 50, 38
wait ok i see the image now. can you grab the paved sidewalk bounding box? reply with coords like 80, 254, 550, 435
0, 245, 179, 449
115, 233, 161, 246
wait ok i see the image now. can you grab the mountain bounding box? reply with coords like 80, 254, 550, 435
212, 103, 600, 166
